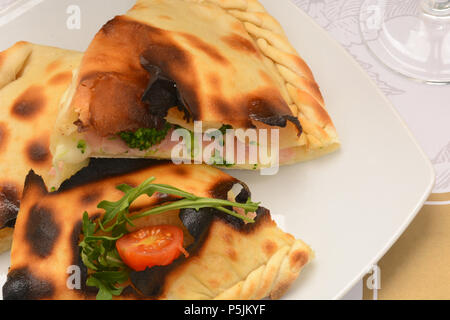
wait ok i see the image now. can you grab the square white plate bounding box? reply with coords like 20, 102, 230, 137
0, 0, 435, 300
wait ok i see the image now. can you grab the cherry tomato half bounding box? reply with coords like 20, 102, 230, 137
116, 225, 188, 271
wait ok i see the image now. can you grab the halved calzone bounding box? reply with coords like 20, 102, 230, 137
0, 42, 82, 252
3, 162, 313, 300
51, 0, 339, 189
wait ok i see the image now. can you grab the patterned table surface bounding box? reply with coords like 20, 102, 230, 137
291, 1, 449, 300
0, 0, 449, 300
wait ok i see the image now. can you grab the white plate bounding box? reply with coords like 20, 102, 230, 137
0, 0, 435, 300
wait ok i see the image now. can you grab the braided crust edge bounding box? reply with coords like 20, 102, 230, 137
214, 239, 313, 300
192, 0, 339, 152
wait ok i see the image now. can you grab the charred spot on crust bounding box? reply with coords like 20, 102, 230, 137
70, 220, 83, 267
2, 267, 54, 300
289, 250, 309, 269
80, 190, 102, 205
129, 265, 172, 298
26, 140, 50, 163
211, 97, 239, 122
75, 18, 202, 135
11, 86, 45, 119
222, 34, 260, 56
248, 96, 303, 136
79, 71, 164, 135
58, 158, 167, 192
139, 49, 194, 124
48, 71, 72, 86
181, 33, 229, 65
222, 232, 233, 245
22, 170, 48, 199
227, 248, 238, 261
208, 91, 301, 132
45, 59, 62, 73
0, 182, 20, 229
0, 122, 8, 152
209, 178, 241, 200
25, 204, 60, 258
179, 207, 215, 240
251, 114, 303, 137
263, 240, 278, 257
69, 220, 97, 297
77, 17, 201, 135
235, 184, 252, 204
174, 166, 189, 176
140, 62, 186, 126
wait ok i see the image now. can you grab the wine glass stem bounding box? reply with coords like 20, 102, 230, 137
421, 0, 450, 16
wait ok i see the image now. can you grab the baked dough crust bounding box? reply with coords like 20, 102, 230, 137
195, 0, 340, 163
4, 164, 312, 300
0, 42, 82, 239
214, 0, 339, 151
0, 228, 13, 254
54, 0, 339, 172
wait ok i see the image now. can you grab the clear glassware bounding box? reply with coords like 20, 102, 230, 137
360, 0, 450, 85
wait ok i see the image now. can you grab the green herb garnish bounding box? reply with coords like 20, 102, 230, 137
79, 177, 259, 300
119, 123, 172, 151
219, 124, 233, 135
210, 149, 234, 168
77, 140, 87, 154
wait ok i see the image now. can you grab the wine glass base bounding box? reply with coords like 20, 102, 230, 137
360, 1, 450, 85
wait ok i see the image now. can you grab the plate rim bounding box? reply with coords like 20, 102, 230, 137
0, 0, 437, 300
282, 0, 436, 300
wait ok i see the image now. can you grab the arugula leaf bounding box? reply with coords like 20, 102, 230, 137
87, 275, 126, 300
79, 176, 260, 300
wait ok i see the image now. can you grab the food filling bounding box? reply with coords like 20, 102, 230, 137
50, 61, 303, 189
116, 225, 189, 272
79, 176, 259, 300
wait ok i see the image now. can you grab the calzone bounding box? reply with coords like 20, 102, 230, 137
3, 162, 313, 300
51, 0, 339, 188
0, 42, 82, 252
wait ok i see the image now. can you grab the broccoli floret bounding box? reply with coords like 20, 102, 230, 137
77, 139, 87, 154
219, 124, 232, 135
119, 123, 172, 151
210, 149, 234, 168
